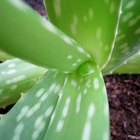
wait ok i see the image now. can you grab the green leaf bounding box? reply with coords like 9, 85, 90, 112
0, 70, 65, 140
0, 62, 109, 140
113, 51, 140, 74
103, 0, 140, 74
44, 0, 121, 69
0, 49, 13, 62
44, 62, 109, 140
0, 0, 90, 73
0, 58, 46, 108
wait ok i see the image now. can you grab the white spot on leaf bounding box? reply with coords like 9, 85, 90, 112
10, 85, 17, 90
135, 28, 140, 35
83, 16, 88, 22
17, 106, 29, 121
62, 97, 71, 118
128, 18, 137, 27
126, 1, 135, 9
8, 63, 15, 68
71, 80, 77, 87
7, 69, 16, 75
12, 75, 26, 83
67, 55, 73, 60
88, 8, 94, 19
56, 120, 64, 132
72, 63, 77, 67
83, 88, 88, 94
82, 122, 91, 140
122, 12, 133, 22
32, 122, 45, 140
96, 28, 102, 40
71, 15, 78, 35
36, 88, 45, 98
77, 58, 82, 63
76, 94, 82, 113
44, 105, 54, 118
93, 78, 99, 89
34, 115, 44, 129
54, 0, 61, 17
26, 103, 41, 117
88, 103, 95, 119
110, 2, 115, 14
12, 123, 24, 140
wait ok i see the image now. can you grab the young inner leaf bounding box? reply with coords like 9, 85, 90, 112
44, 62, 109, 140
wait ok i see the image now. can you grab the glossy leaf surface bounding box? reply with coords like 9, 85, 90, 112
44, 62, 109, 140
44, 0, 121, 68
0, 0, 90, 73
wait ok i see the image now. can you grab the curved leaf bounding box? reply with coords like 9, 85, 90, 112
0, 58, 46, 108
44, 62, 109, 140
44, 0, 121, 68
0, 70, 65, 140
113, 52, 140, 74
0, 0, 90, 73
103, 0, 140, 74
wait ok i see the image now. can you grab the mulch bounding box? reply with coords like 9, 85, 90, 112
1, 0, 140, 139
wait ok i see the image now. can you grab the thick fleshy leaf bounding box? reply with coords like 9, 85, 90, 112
0, 0, 90, 73
44, 0, 121, 68
103, 0, 140, 74
113, 52, 140, 74
0, 58, 46, 108
0, 70, 65, 140
44, 62, 109, 140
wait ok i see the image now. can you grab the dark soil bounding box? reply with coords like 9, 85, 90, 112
25, 0, 46, 16
1, 0, 140, 139
105, 75, 140, 140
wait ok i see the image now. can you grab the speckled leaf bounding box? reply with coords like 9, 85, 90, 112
113, 52, 140, 74
103, 0, 140, 74
0, 70, 65, 140
0, 0, 90, 73
0, 59, 46, 108
44, 62, 109, 140
44, 0, 121, 69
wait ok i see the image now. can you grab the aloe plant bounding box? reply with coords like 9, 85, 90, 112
0, 0, 139, 140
